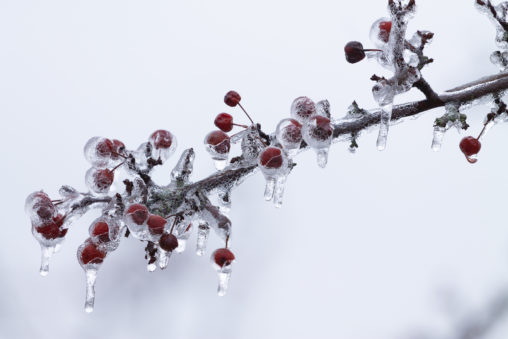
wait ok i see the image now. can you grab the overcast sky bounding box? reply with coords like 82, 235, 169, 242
1, 1, 508, 339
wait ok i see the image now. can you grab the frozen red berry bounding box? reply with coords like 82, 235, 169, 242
80, 242, 106, 265
34, 200, 55, 220
213, 248, 235, 267
36, 214, 67, 239
459, 136, 481, 163
205, 130, 231, 154
224, 91, 241, 107
91, 221, 110, 243
126, 204, 149, 225
95, 139, 114, 158
291, 96, 316, 122
111, 139, 125, 160
214, 113, 234, 132
159, 233, 178, 252
150, 130, 173, 149
379, 21, 392, 43
94, 169, 114, 191
259, 147, 283, 169
147, 215, 167, 235
345, 41, 366, 64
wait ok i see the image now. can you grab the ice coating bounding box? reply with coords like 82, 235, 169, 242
211, 248, 235, 296
430, 103, 470, 152
275, 118, 303, 153
301, 116, 333, 167
204, 131, 231, 170
240, 125, 266, 162
291, 96, 316, 123
258, 147, 291, 207
84, 137, 115, 169
149, 130, 177, 162
170, 148, 195, 186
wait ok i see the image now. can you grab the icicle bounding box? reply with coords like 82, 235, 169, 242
273, 175, 287, 208
39, 244, 55, 276
431, 126, 445, 152
316, 149, 329, 168
376, 103, 393, 151
196, 223, 210, 256
264, 177, 276, 201
158, 246, 170, 269
84, 269, 97, 313
217, 271, 231, 297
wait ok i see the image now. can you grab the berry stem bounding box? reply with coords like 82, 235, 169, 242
225, 235, 230, 248
112, 151, 127, 159
363, 49, 383, 52
237, 103, 255, 125
112, 161, 125, 172
233, 123, 248, 129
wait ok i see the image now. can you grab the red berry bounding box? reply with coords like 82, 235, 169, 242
344, 41, 366, 64
379, 21, 392, 43
80, 242, 106, 265
213, 248, 235, 267
291, 97, 316, 121
259, 147, 283, 169
224, 91, 241, 107
34, 200, 55, 220
126, 204, 149, 225
281, 119, 303, 144
150, 130, 173, 149
92, 221, 110, 243
96, 139, 114, 158
94, 169, 114, 191
36, 214, 67, 239
159, 233, 178, 252
111, 139, 125, 160
459, 136, 481, 163
214, 113, 234, 132
310, 116, 333, 140
147, 215, 167, 235
205, 130, 231, 154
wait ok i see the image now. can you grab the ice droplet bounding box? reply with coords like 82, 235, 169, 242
196, 222, 210, 256
431, 126, 445, 152
147, 263, 156, 272
84, 269, 97, 313
39, 244, 56, 276
214, 159, 228, 171
376, 103, 394, 151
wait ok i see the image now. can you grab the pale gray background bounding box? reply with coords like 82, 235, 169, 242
1, 1, 508, 338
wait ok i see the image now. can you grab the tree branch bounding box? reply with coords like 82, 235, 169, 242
180, 71, 508, 196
